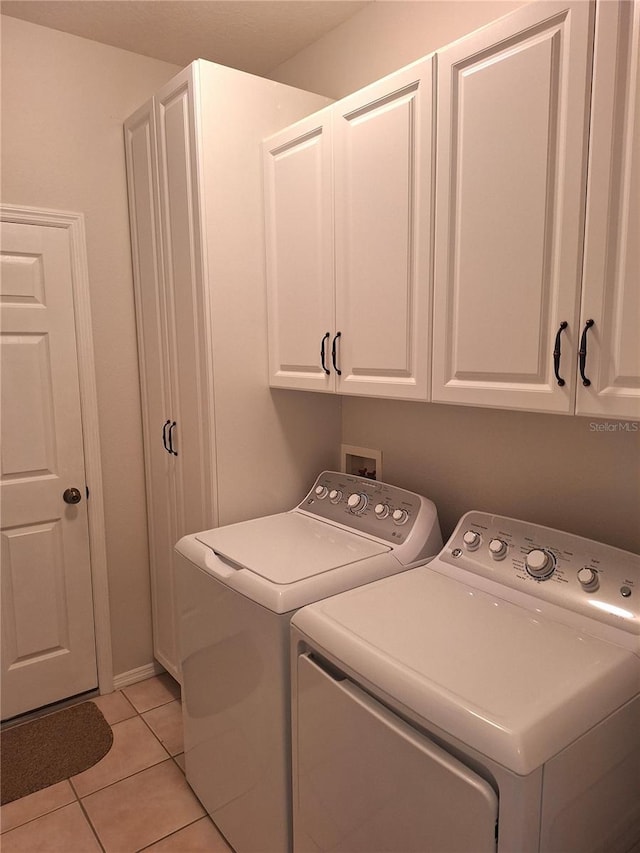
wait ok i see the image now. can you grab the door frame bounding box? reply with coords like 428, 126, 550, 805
1, 203, 114, 695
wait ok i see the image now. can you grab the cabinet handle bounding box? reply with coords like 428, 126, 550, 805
332, 332, 342, 376
168, 421, 178, 456
553, 321, 568, 387
320, 332, 330, 375
162, 419, 171, 453
579, 319, 594, 387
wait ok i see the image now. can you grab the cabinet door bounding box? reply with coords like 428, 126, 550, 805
124, 101, 180, 680
432, 2, 594, 413
155, 66, 215, 542
576, 0, 640, 420
263, 110, 335, 392
334, 57, 434, 400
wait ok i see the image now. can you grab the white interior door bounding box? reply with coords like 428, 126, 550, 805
1, 220, 97, 720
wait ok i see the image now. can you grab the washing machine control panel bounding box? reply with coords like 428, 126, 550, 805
300, 471, 442, 566
444, 511, 640, 635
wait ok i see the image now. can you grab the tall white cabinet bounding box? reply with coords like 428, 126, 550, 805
264, 57, 434, 400
125, 96, 182, 678
125, 61, 335, 680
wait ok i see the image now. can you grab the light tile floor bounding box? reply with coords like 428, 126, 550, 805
0, 675, 233, 852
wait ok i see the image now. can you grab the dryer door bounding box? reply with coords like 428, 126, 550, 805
294, 653, 498, 853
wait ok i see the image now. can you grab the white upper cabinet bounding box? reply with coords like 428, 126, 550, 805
263, 109, 335, 392
432, 1, 595, 414
576, 0, 640, 419
264, 0, 637, 419
264, 57, 435, 400
333, 58, 434, 400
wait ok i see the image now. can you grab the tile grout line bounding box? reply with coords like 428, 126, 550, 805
135, 814, 212, 852
135, 699, 181, 759
76, 795, 107, 853
71, 713, 173, 802
0, 794, 77, 837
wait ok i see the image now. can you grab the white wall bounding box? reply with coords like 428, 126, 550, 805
272, 0, 525, 98
1, 15, 181, 678
270, 0, 640, 554
341, 399, 640, 553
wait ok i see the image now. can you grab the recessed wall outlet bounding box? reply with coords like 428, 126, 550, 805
341, 444, 382, 481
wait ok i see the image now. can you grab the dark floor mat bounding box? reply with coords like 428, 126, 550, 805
1, 701, 113, 805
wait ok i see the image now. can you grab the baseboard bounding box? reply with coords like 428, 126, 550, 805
112, 661, 165, 691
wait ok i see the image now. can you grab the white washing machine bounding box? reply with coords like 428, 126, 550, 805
174, 471, 442, 853
291, 511, 640, 853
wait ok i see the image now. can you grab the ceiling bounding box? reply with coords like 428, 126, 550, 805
1, 0, 371, 76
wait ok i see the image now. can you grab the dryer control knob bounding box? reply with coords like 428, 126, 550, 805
347, 492, 368, 513
315, 485, 328, 500
463, 530, 481, 551
577, 567, 599, 592
329, 489, 343, 504
489, 538, 508, 560
392, 508, 409, 525
374, 503, 389, 519
525, 549, 555, 580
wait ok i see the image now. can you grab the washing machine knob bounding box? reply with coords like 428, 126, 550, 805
525, 549, 555, 579
392, 508, 409, 525
374, 503, 390, 519
489, 538, 508, 560
347, 492, 368, 513
329, 489, 343, 504
577, 567, 599, 592
463, 530, 481, 551
315, 485, 329, 500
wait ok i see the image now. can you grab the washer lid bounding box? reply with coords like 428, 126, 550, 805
195, 512, 389, 583
293, 566, 640, 775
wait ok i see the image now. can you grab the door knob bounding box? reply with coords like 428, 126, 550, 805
63, 487, 82, 505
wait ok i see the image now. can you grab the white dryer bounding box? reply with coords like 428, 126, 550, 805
291, 511, 640, 853
174, 471, 442, 853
